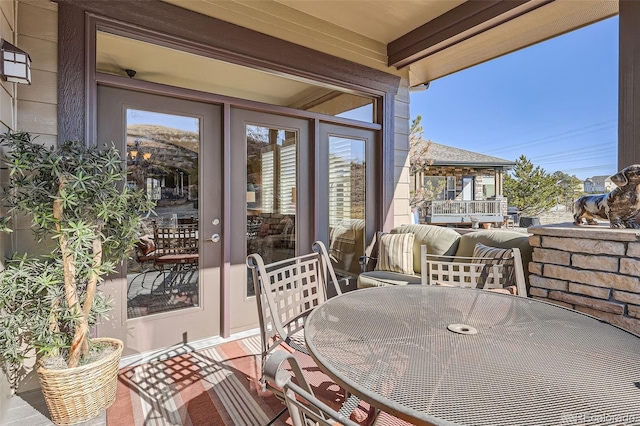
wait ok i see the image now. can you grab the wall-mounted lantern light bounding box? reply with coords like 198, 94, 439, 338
1, 39, 31, 85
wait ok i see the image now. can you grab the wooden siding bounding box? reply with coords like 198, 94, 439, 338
0, 0, 15, 269
0, 0, 15, 413
0, 0, 15, 131
13, 0, 58, 284
393, 78, 411, 227
16, 0, 57, 141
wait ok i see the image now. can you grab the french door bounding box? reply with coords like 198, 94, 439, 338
94, 87, 378, 350
96, 86, 222, 356
228, 108, 311, 333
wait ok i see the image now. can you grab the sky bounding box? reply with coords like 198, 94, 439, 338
127, 109, 200, 133
410, 16, 619, 181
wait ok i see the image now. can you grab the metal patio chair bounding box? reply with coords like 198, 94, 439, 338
152, 220, 199, 293
264, 351, 360, 426
421, 245, 528, 297
247, 241, 374, 424
246, 240, 342, 391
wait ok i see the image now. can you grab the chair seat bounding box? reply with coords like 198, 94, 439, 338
269, 349, 377, 425
286, 329, 307, 354
155, 254, 199, 264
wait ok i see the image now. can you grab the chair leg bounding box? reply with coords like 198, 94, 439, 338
265, 406, 288, 426
339, 393, 380, 425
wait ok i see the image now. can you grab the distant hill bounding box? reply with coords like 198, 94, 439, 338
127, 124, 199, 153
126, 124, 199, 184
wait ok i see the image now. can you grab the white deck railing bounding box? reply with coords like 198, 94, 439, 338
426, 200, 504, 217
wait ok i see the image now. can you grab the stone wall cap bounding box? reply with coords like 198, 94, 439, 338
528, 222, 640, 242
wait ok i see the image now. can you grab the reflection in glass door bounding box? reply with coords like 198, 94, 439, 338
125, 110, 200, 319
246, 125, 297, 295
328, 136, 366, 277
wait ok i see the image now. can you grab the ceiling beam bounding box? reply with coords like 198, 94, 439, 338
388, 0, 553, 69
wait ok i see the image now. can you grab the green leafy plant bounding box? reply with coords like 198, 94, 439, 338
504, 155, 559, 216
0, 131, 154, 388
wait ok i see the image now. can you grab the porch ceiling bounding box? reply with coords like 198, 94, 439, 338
161, 0, 618, 86
96, 31, 340, 107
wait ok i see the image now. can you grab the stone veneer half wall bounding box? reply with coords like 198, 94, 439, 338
528, 223, 640, 335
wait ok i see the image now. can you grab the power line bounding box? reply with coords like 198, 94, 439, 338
530, 143, 617, 162
559, 164, 616, 174
497, 120, 615, 149
538, 153, 617, 166
483, 120, 616, 155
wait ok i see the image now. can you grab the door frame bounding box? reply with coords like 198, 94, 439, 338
318, 123, 378, 262
57, 2, 398, 143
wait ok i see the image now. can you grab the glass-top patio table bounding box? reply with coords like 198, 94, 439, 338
304, 286, 640, 426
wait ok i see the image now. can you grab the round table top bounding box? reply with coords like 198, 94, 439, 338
304, 286, 640, 426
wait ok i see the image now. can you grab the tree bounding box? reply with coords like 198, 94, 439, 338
552, 171, 584, 212
0, 132, 154, 388
503, 155, 559, 216
409, 115, 434, 207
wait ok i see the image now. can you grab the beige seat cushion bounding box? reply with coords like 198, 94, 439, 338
357, 270, 422, 289
391, 224, 461, 274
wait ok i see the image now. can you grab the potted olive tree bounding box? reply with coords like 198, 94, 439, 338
0, 131, 153, 425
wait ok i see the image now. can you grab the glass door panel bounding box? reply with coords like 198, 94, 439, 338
246, 125, 297, 295
125, 109, 200, 318
230, 108, 309, 333
328, 136, 366, 276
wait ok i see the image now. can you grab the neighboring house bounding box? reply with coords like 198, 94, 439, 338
584, 175, 616, 193
1, 0, 637, 399
411, 142, 515, 225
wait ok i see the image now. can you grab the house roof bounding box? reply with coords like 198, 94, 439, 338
425, 141, 516, 168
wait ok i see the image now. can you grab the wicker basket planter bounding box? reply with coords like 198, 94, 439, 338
36, 338, 123, 426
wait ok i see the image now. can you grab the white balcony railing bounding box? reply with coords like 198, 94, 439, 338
423, 200, 506, 223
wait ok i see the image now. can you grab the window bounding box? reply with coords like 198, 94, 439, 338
447, 176, 456, 200
125, 109, 200, 319
482, 176, 496, 199
423, 176, 447, 201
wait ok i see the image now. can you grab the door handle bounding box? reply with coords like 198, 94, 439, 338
211, 233, 221, 243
